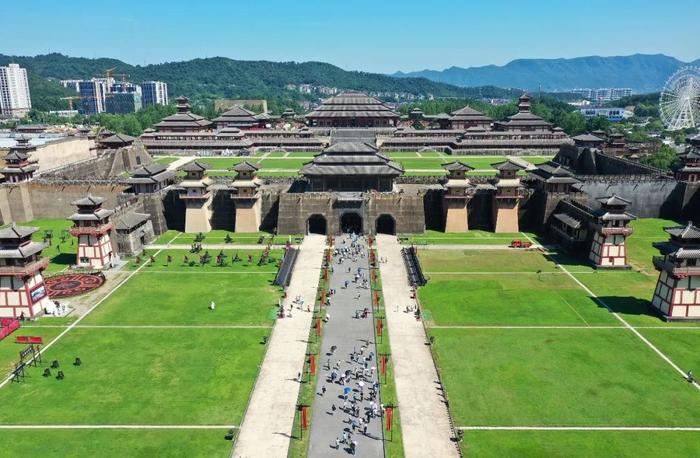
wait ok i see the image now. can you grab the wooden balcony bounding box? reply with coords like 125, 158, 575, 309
653, 256, 700, 276
0, 257, 49, 276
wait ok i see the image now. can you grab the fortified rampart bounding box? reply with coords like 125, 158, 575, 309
0, 137, 97, 173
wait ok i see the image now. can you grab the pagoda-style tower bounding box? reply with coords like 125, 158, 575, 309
675, 148, 700, 182
491, 160, 526, 233
1, 136, 39, 183
178, 161, 213, 233
69, 196, 116, 269
588, 195, 636, 268
442, 161, 474, 232
651, 222, 700, 320
230, 161, 262, 232
0, 224, 51, 318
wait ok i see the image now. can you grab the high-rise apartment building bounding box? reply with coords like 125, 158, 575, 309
0, 63, 32, 118
141, 81, 168, 107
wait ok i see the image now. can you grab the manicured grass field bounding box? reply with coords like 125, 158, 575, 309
430, 328, 700, 427
402, 229, 536, 245
0, 233, 284, 455
416, 221, 700, 455
81, 272, 279, 326
0, 429, 232, 458
463, 430, 700, 458
154, 156, 179, 165
0, 327, 268, 425
148, 230, 300, 245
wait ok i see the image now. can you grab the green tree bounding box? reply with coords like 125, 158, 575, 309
640, 145, 679, 170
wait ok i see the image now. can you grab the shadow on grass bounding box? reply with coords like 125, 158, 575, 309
50, 252, 74, 267
594, 295, 665, 322
543, 251, 591, 269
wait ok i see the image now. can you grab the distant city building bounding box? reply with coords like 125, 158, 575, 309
579, 107, 633, 122
48, 109, 79, 117
141, 81, 168, 107
105, 92, 142, 114
0, 63, 32, 118
77, 80, 105, 115
59, 79, 83, 93
572, 88, 632, 103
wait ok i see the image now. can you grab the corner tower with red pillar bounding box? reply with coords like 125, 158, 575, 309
0, 135, 39, 183
68, 196, 116, 269
0, 224, 50, 318
651, 222, 700, 320
588, 195, 636, 268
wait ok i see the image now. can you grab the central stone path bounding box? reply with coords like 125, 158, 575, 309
308, 234, 383, 457
233, 234, 325, 458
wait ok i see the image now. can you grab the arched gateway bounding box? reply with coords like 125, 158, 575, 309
341, 212, 363, 233
376, 214, 396, 235
307, 214, 327, 235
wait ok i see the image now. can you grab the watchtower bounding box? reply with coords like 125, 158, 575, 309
651, 222, 700, 319
68, 196, 116, 269
491, 159, 526, 233
230, 161, 262, 232
0, 224, 50, 318
178, 161, 213, 233
1, 136, 38, 183
441, 161, 474, 232
588, 195, 636, 268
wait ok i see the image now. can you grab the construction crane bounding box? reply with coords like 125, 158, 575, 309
60, 94, 116, 111
60, 96, 82, 110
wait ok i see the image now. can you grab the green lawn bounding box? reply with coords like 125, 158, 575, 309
420, 273, 617, 326
0, 429, 232, 458
11, 218, 77, 272
419, 249, 557, 273
149, 230, 298, 245
403, 229, 536, 245
0, 327, 268, 425
83, 250, 281, 326
638, 329, 700, 371
154, 156, 179, 166
463, 430, 700, 457
430, 328, 700, 427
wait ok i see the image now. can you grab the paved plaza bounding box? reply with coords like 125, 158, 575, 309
308, 234, 383, 457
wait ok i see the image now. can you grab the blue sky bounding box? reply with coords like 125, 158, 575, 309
1, 0, 698, 73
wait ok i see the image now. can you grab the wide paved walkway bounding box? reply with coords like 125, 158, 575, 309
376, 235, 459, 458
233, 235, 326, 458
308, 235, 383, 457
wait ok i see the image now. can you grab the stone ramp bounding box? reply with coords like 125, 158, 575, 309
376, 234, 459, 458
232, 235, 326, 458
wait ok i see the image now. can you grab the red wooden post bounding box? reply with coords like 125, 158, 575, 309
380, 354, 387, 375
321, 289, 326, 305
315, 318, 321, 337
309, 354, 316, 375
376, 318, 383, 337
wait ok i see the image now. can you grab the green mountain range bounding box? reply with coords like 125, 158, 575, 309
0, 53, 522, 112
394, 54, 700, 93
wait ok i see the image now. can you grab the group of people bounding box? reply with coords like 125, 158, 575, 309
313, 233, 383, 455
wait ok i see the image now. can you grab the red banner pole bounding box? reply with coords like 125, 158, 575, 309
315, 318, 321, 337
302, 405, 308, 430
309, 354, 316, 376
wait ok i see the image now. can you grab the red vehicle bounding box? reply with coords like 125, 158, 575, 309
510, 240, 533, 248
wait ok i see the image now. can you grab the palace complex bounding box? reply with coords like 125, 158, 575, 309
0, 91, 699, 319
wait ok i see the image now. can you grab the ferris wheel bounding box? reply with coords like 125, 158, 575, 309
659, 66, 700, 130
